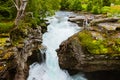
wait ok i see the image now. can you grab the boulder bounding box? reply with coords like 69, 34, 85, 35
57, 29, 120, 73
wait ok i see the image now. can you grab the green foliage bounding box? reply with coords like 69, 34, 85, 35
112, 38, 120, 53
27, 0, 61, 23
0, 22, 14, 33
86, 1, 92, 11
82, 4, 87, 11
101, 6, 110, 14
108, 5, 120, 17
102, 0, 111, 6
92, 6, 101, 14
69, 0, 82, 11
111, 0, 120, 5
60, 0, 69, 9
0, 0, 16, 21
60, 0, 82, 11
81, 0, 117, 14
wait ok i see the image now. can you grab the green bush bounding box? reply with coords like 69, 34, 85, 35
108, 5, 120, 17
86, 1, 92, 11
92, 6, 101, 14
101, 6, 110, 14
0, 7, 12, 20
60, 0, 82, 11
82, 4, 87, 11
70, 0, 82, 11
0, 0, 16, 21
102, 0, 111, 6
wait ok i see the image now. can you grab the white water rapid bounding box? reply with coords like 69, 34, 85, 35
27, 11, 87, 80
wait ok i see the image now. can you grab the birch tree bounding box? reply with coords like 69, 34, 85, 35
12, 0, 28, 26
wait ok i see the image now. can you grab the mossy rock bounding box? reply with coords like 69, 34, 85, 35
78, 30, 120, 56
0, 38, 9, 47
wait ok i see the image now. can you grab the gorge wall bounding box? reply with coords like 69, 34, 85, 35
0, 26, 42, 80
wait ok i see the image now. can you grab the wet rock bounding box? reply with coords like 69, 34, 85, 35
85, 71, 120, 80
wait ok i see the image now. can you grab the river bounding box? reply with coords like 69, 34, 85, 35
27, 11, 87, 80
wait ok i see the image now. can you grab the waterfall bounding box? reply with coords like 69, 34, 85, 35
27, 11, 87, 80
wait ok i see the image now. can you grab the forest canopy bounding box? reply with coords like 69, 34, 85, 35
0, 0, 120, 31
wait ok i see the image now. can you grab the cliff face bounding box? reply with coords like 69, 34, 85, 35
57, 18, 120, 73
0, 26, 42, 80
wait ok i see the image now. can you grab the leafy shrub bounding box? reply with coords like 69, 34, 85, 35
102, 0, 111, 6
108, 5, 120, 17
82, 4, 87, 11
92, 6, 101, 14
0, 0, 16, 21
60, 0, 82, 11
101, 6, 110, 14
0, 7, 12, 20
86, 1, 92, 11
70, 0, 82, 11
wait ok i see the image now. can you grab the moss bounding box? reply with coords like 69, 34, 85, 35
112, 38, 120, 53
0, 50, 3, 55
3, 52, 13, 59
0, 22, 14, 33
0, 38, 8, 46
0, 66, 5, 71
78, 30, 120, 56
10, 28, 25, 45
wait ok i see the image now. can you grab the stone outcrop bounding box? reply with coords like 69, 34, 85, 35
57, 17, 120, 73
90, 17, 120, 26
68, 15, 94, 26
57, 33, 120, 72
0, 26, 42, 80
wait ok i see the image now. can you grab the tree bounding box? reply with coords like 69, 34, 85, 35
10, 0, 61, 80
12, 0, 28, 26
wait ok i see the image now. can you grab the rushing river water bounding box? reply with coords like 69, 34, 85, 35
27, 11, 87, 80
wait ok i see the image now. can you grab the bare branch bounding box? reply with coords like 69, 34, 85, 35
12, 0, 19, 10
